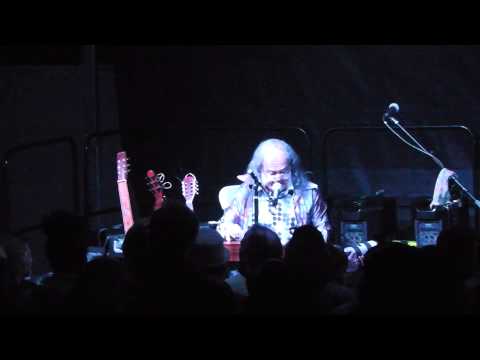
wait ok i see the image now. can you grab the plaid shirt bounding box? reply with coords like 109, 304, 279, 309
217, 181, 331, 244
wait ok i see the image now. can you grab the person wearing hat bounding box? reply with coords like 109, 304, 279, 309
186, 227, 231, 283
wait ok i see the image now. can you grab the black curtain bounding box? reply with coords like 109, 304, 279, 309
113, 45, 480, 224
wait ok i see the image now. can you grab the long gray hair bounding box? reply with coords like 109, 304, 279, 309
246, 139, 309, 190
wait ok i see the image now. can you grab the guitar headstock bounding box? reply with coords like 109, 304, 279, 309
146, 169, 172, 210
182, 173, 199, 207
116, 151, 134, 233
116, 151, 129, 181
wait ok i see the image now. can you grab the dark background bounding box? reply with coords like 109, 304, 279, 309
1, 45, 479, 274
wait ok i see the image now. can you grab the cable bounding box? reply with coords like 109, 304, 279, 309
384, 120, 444, 167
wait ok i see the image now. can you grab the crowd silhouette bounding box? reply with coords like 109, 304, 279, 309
1, 200, 479, 317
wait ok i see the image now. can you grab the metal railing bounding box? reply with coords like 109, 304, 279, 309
320, 125, 479, 230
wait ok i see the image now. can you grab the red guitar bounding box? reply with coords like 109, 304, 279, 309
181, 173, 199, 212
146, 169, 172, 211
116, 151, 134, 233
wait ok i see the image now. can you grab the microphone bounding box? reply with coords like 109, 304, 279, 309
247, 169, 260, 184
272, 182, 282, 198
383, 102, 400, 124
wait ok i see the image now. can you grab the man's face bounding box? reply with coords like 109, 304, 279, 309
260, 149, 291, 192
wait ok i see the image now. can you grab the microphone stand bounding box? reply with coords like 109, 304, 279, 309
247, 171, 286, 223
383, 114, 480, 209
248, 172, 265, 225
253, 184, 259, 225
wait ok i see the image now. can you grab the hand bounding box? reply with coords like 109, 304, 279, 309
344, 247, 362, 272
223, 223, 243, 241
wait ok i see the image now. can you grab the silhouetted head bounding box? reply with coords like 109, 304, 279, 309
186, 228, 229, 281
284, 225, 333, 283
42, 210, 88, 274
149, 200, 199, 262
122, 222, 150, 280
239, 224, 283, 280
358, 242, 428, 314
436, 225, 479, 279
68, 256, 128, 315
327, 243, 348, 283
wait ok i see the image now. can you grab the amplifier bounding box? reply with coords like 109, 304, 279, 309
414, 219, 443, 247
341, 221, 368, 245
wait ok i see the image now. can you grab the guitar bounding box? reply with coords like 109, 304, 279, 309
180, 173, 240, 262
181, 173, 199, 212
116, 151, 134, 234
146, 169, 172, 211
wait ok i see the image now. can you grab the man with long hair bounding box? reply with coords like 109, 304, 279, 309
217, 138, 330, 245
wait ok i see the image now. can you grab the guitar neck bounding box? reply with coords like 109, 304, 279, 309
117, 180, 134, 233
153, 193, 164, 211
